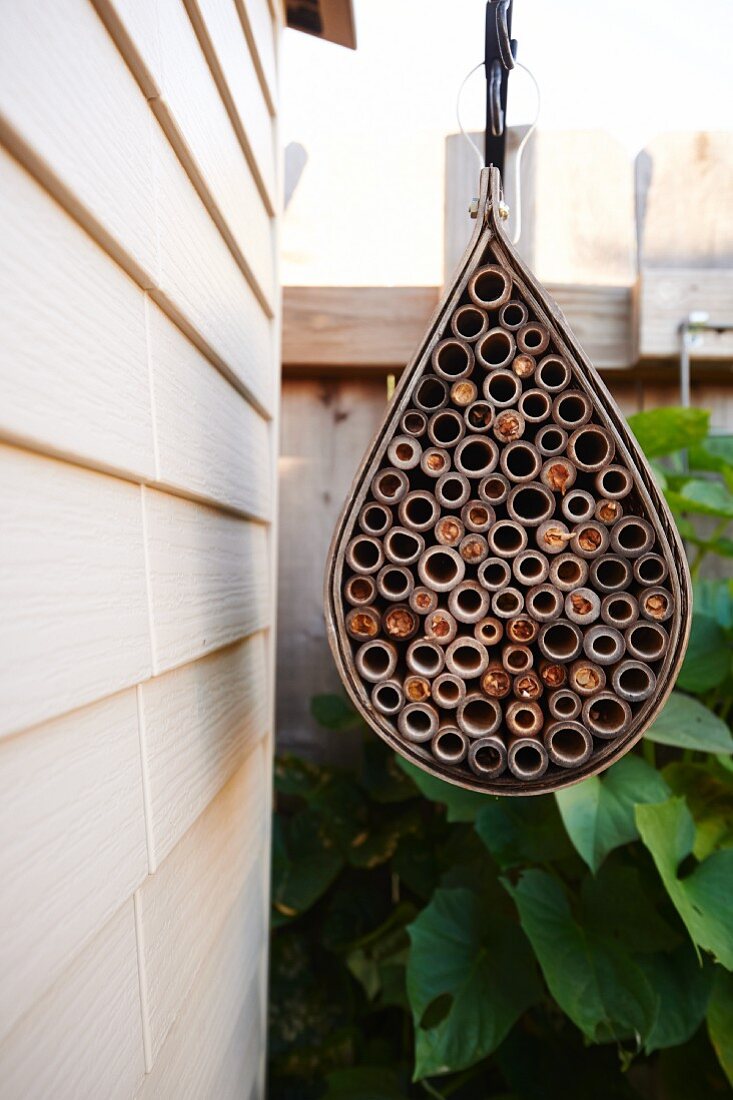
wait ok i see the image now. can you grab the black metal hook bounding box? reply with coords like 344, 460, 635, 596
484, 0, 517, 176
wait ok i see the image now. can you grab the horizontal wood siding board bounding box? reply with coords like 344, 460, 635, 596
0, 447, 152, 737
234, 0, 278, 114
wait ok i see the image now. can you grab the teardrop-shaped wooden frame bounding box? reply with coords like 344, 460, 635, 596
325, 167, 691, 796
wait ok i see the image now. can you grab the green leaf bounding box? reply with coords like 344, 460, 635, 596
664, 762, 733, 859
693, 579, 733, 629
555, 755, 670, 873
639, 945, 713, 1052
646, 692, 733, 753
504, 869, 657, 1043
475, 794, 575, 869
580, 863, 680, 954
627, 407, 709, 457
397, 758, 487, 822
676, 615, 732, 694
708, 968, 733, 1087
271, 811, 344, 920
361, 740, 418, 803
311, 693, 363, 731
406, 887, 541, 1079
636, 797, 733, 969
666, 479, 733, 518
321, 1067, 407, 1100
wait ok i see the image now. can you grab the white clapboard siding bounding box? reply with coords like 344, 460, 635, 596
144, 486, 270, 673
150, 123, 274, 416
137, 750, 266, 1061
92, 0, 164, 95
0, 902, 146, 1100
148, 302, 272, 519
0, 447, 151, 737
0, 0, 157, 284
235, 0, 278, 113
140, 633, 269, 869
185, 0, 277, 208
0, 148, 154, 481
0, 691, 147, 1041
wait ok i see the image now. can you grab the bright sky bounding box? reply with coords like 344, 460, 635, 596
281, 0, 732, 287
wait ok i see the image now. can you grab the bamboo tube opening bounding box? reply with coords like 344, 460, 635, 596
425, 609, 458, 645
479, 473, 510, 505
568, 659, 606, 696
601, 593, 639, 630
552, 390, 592, 429
371, 467, 409, 504
378, 566, 414, 602
545, 721, 593, 768
499, 300, 529, 331
462, 500, 494, 532
548, 688, 581, 720
501, 441, 542, 483
457, 693, 501, 736
567, 426, 615, 471
476, 329, 516, 371
625, 622, 668, 662
595, 499, 623, 525
459, 534, 489, 566
372, 680, 404, 716
420, 447, 451, 478
481, 661, 512, 698
418, 546, 466, 591
404, 675, 432, 703
383, 604, 419, 641
399, 491, 439, 532
535, 425, 568, 456
550, 553, 588, 592
414, 376, 448, 412
571, 521, 610, 559
432, 674, 466, 709
506, 700, 543, 736
487, 519, 528, 557
538, 618, 582, 659
527, 585, 565, 622
517, 321, 550, 356
398, 703, 440, 743
507, 616, 539, 644
468, 736, 507, 778
590, 555, 632, 593
451, 304, 489, 342
410, 587, 438, 616
346, 534, 384, 574
449, 581, 490, 623
345, 606, 381, 640
565, 587, 601, 624
513, 550, 550, 586
513, 671, 543, 700
492, 587, 525, 618
464, 401, 495, 434
469, 264, 512, 309
583, 693, 631, 738
446, 638, 489, 678
537, 520, 571, 555
518, 389, 552, 424
512, 353, 536, 379
387, 435, 422, 470
432, 727, 468, 764
359, 502, 392, 537
508, 738, 549, 780
634, 554, 669, 586
541, 459, 577, 496
401, 410, 427, 437
539, 659, 567, 688
474, 616, 503, 646
536, 355, 571, 393
451, 380, 478, 408
428, 409, 466, 448
583, 625, 625, 665
595, 465, 633, 500
432, 338, 474, 381
406, 639, 445, 678
455, 436, 499, 476
345, 575, 377, 606
503, 643, 533, 672
612, 660, 656, 702
507, 483, 555, 527
478, 556, 512, 590
493, 409, 525, 443
482, 367, 521, 406
436, 472, 471, 509
355, 640, 398, 683
384, 527, 424, 566
435, 518, 464, 548
561, 490, 595, 523
611, 517, 655, 558
640, 587, 673, 623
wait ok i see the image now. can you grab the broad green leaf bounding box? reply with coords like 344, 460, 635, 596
676, 615, 731, 694
311, 692, 363, 731
322, 1067, 407, 1099
274, 753, 333, 798
504, 869, 657, 1043
580, 863, 680, 954
693, 578, 733, 629
271, 810, 343, 921
708, 968, 733, 1087
666, 479, 733, 518
627, 407, 709, 458
348, 805, 422, 870
555, 755, 670, 873
664, 762, 733, 859
361, 740, 418, 803
636, 797, 733, 969
646, 692, 733, 753
397, 758, 486, 822
639, 945, 713, 1052
406, 887, 540, 1079
475, 794, 574, 868
689, 436, 733, 481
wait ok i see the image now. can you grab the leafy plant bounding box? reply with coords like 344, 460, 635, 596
269, 408, 733, 1099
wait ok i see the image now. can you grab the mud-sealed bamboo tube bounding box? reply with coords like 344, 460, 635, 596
404, 675, 432, 703
409, 585, 438, 615
432, 674, 467, 710
346, 534, 384, 575
639, 586, 674, 623
513, 549, 550, 587
536, 520, 571, 555
547, 688, 581, 720
492, 587, 525, 619
506, 616, 539, 645
506, 700, 543, 737
499, 299, 529, 331
464, 400, 495, 433
371, 679, 404, 717
468, 263, 512, 310
535, 424, 568, 456
406, 638, 446, 678
355, 639, 398, 683
371, 466, 410, 504
446, 637, 490, 679
552, 389, 593, 429
400, 409, 427, 437
571, 521, 610, 559
595, 498, 623, 526
428, 408, 466, 449
434, 515, 464, 547
476, 329, 516, 371
502, 643, 534, 674
634, 553, 669, 586
474, 616, 504, 646
424, 608, 458, 645
418, 546, 466, 592
594, 464, 633, 500
432, 726, 469, 765
610, 516, 656, 558
518, 388, 552, 424
500, 441, 542, 487
398, 702, 440, 743
431, 337, 475, 382
399, 491, 439, 533
478, 472, 510, 505
436, 472, 471, 509
612, 659, 656, 702
625, 621, 668, 662
382, 604, 419, 642
513, 671, 544, 701
583, 624, 625, 665
544, 720, 593, 769
507, 483, 556, 527
482, 367, 522, 406
461, 500, 495, 533
507, 737, 549, 781
601, 592, 639, 630
487, 519, 528, 558
345, 605, 381, 641
449, 580, 490, 623
517, 320, 550, 356
344, 574, 377, 607
512, 353, 536, 379
535, 355, 571, 393
589, 555, 632, 594
420, 447, 451, 478
541, 457, 576, 496
565, 588, 601, 625
459, 533, 489, 565
493, 408, 525, 443
526, 584, 565, 622
568, 659, 606, 696
413, 375, 448, 412
566, 425, 615, 472
457, 692, 502, 737
451, 379, 478, 408
377, 565, 414, 602
538, 618, 583, 660
478, 556, 512, 591
561, 490, 595, 524
387, 435, 423, 470
383, 526, 425, 567
454, 436, 499, 477
582, 692, 632, 739
481, 660, 512, 698
539, 659, 567, 689
468, 735, 507, 778
359, 502, 393, 537
451, 303, 489, 343
549, 553, 589, 592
